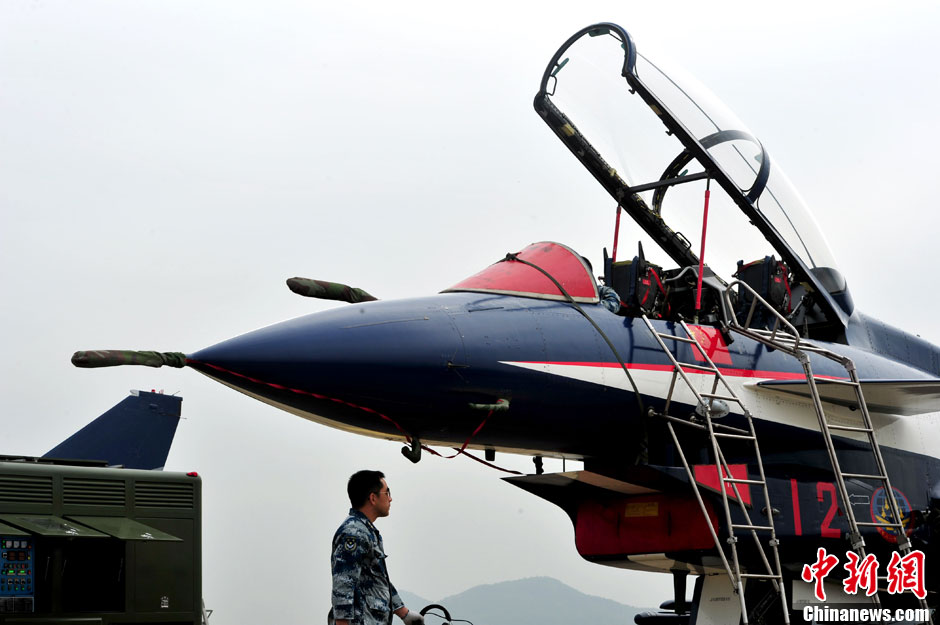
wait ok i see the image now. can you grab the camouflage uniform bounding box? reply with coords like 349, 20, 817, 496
598, 285, 621, 313
329, 509, 404, 625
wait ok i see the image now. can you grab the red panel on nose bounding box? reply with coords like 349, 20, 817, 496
444, 242, 599, 303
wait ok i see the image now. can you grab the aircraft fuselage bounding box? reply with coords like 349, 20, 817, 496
187, 290, 940, 561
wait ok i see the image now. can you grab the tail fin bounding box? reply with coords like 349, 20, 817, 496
43, 390, 182, 470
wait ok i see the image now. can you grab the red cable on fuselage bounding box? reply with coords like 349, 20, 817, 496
186, 359, 521, 474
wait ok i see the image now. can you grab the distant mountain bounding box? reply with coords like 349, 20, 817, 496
399, 577, 648, 625
397, 589, 434, 615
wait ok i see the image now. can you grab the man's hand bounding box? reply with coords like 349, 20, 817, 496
401, 609, 424, 625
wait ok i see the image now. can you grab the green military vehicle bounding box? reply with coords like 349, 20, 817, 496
0, 458, 203, 625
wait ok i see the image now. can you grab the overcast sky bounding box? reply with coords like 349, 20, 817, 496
2, 2, 940, 624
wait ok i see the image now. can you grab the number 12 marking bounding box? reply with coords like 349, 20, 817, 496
790, 480, 841, 538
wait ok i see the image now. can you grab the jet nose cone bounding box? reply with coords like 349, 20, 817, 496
187, 298, 465, 433
190, 312, 334, 378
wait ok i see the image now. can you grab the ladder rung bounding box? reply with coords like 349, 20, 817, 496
855, 521, 906, 529
827, 424, 873, 433
732, 524, 774, 531
801, 345, 836, 354
758, 338, 798, 347
714, 432, 756, 440
739, 573, 783, 580
757, 338, 798, 348
658, 333, 698, 345
675, 362, 719, 373
751, 331, 797, 343
722, 477, 765, 485
700, 392, 740, 402
659, 414, 708, 432
712, 422, 753, 436
660, 415, 750, 437
841, 472, 887, 481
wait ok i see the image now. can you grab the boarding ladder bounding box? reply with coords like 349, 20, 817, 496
640, 314, 790, 625
723, 281, 932, 620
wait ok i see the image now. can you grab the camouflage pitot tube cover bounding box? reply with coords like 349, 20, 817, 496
71, 350, 187, 368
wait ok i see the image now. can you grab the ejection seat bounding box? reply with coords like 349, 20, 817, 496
603, 244, 669, 318
603, 243, 732, 325
732, 255, 792, 329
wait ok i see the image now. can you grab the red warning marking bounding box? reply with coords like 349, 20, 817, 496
693, 463, 752, 505
687, 325, 733, 365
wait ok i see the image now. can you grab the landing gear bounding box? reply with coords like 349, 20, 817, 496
634, 571, 692, 624
401, 437, 422, 463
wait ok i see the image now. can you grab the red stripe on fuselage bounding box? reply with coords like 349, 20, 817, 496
510, 361, 845, 381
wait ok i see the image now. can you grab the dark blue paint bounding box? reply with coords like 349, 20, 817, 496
43, 391, 181, 470
185, 288, 940, 575
189, 292, 938, 464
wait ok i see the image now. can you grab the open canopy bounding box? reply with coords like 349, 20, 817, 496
444, 241, 599, 303
534, 23, 849, 329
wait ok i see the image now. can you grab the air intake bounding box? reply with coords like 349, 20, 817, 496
63, 477, 125, 507
135, 481, 194, 509
0, 474, 54, 505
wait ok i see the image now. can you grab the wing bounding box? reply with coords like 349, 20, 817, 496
754, 379, 940, 416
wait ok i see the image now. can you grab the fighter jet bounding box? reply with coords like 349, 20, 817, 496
72, 23, 938, 624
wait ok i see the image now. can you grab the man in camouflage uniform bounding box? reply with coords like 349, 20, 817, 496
329, 470, 424, 625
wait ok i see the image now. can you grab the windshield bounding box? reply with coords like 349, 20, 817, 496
633, 50, 838, 272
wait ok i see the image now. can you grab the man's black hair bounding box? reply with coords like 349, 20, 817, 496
347, 470, 385, 509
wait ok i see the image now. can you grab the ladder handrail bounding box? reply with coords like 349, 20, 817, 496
723, 279, 802, 348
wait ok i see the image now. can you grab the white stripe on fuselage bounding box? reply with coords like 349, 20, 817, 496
499, 361, 940, 459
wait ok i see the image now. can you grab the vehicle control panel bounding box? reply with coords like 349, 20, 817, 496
0, 537, 34, 613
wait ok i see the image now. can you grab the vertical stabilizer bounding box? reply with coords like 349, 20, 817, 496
43, 390, 182, 470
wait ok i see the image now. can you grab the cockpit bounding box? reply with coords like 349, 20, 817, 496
602, 241, 855, 335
